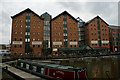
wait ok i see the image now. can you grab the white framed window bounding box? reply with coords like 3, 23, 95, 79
25, 32, 27, 35
21, 63, 23, 67
25, 39, 27, 42
28, 32, 30, 35
63, 33, 67, 36
26, 26, 30, 28
33, 38, 35, 41
41, 68, 44, 74
25, 38, 30, 42
64, 39, 67, 41
26, 64, 30, 69
28, 39, 30, 42
25, 32, 30, 35
33, 66, 37, 72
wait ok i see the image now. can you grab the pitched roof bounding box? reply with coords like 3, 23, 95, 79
41, 12, 51, 17
11, 8, 43, 20
76, 17, 85, 23
51, 11, 78, 22
109, 25, 120, 29
85, 16, 109, 26
58, 45, 93, 51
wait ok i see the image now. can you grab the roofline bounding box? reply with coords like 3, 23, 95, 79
109, 25, 120, 27
11, 8, 44, 20
40, 12, 52, 17
108, 25, 120, 29
51, 11, 78, 22
85, 16, 109, 26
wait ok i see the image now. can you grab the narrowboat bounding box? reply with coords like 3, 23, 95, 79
16, 59, 88, 80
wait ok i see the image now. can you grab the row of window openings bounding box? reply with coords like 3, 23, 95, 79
44, 27, 50, 30
20, 63, 44, 73
90, 24, 107, 27
114, 42, 120, 46
14, 32, 41, 35
15, 25, 41, 28
15, 32, 77, 36
14, 20, 41, 23
26, 13, 30, 16
26, 20, 30, 22
25, 32, 41, 35
44, 21, 50, 25
14, 20, 23, 23
54, 27, 76, 30
13, 45, 41, 48
91, 39, 108, 40
54, 22, 75, 25
14, 38, 40, 41
92, 44, 108, 46
113, 38, 120, 41
25, 38, 42, 42
86, 33, 108, 36
112, 33, 120, 36
58, 16, 71, 19
44, 34, 50, 36
78, 28, 84, 31
78, 34, 84, 36
54, 39, 77, 41
86, 28, 107, 31
53, 33, 76, 36
54, 45, 77, 48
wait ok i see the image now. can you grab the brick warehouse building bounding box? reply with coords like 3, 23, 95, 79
11, 8, 117, 57
85, 16, 110, 52
51, 11, 79, 55
109, 25, 120, 52
11, 8, 44, 57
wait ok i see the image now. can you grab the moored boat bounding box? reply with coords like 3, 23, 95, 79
16, 59, 88, 80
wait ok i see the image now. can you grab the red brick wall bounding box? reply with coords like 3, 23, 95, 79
11, 11, 44, 57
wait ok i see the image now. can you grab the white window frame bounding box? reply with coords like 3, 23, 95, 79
26, 64, 30, 69
33, 66, 37, 72
21, 63, 23, 67
41, 68, 44, 74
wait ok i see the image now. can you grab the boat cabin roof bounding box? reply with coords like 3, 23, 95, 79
18, 59, 85, 70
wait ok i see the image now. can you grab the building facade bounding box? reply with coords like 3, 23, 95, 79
77, 17, 85, 47
11, 8, 118, 57
41, 12, 52, 55
85, 16, 110, 52
11, 8, 44, 57
51, 11, 79, 55
109, 26, 120, 52
0, 44, 10, 56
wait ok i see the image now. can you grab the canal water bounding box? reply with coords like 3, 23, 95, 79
59, 55, 120, 79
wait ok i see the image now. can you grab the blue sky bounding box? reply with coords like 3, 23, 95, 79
0, 0, 119, 44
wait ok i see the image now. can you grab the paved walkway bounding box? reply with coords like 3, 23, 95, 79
0, 63, 46, 80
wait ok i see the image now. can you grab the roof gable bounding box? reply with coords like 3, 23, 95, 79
11, 8, 43, 20
85, 16, 109, 26
51, 11, 78, 22
41, 12, 51, 17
